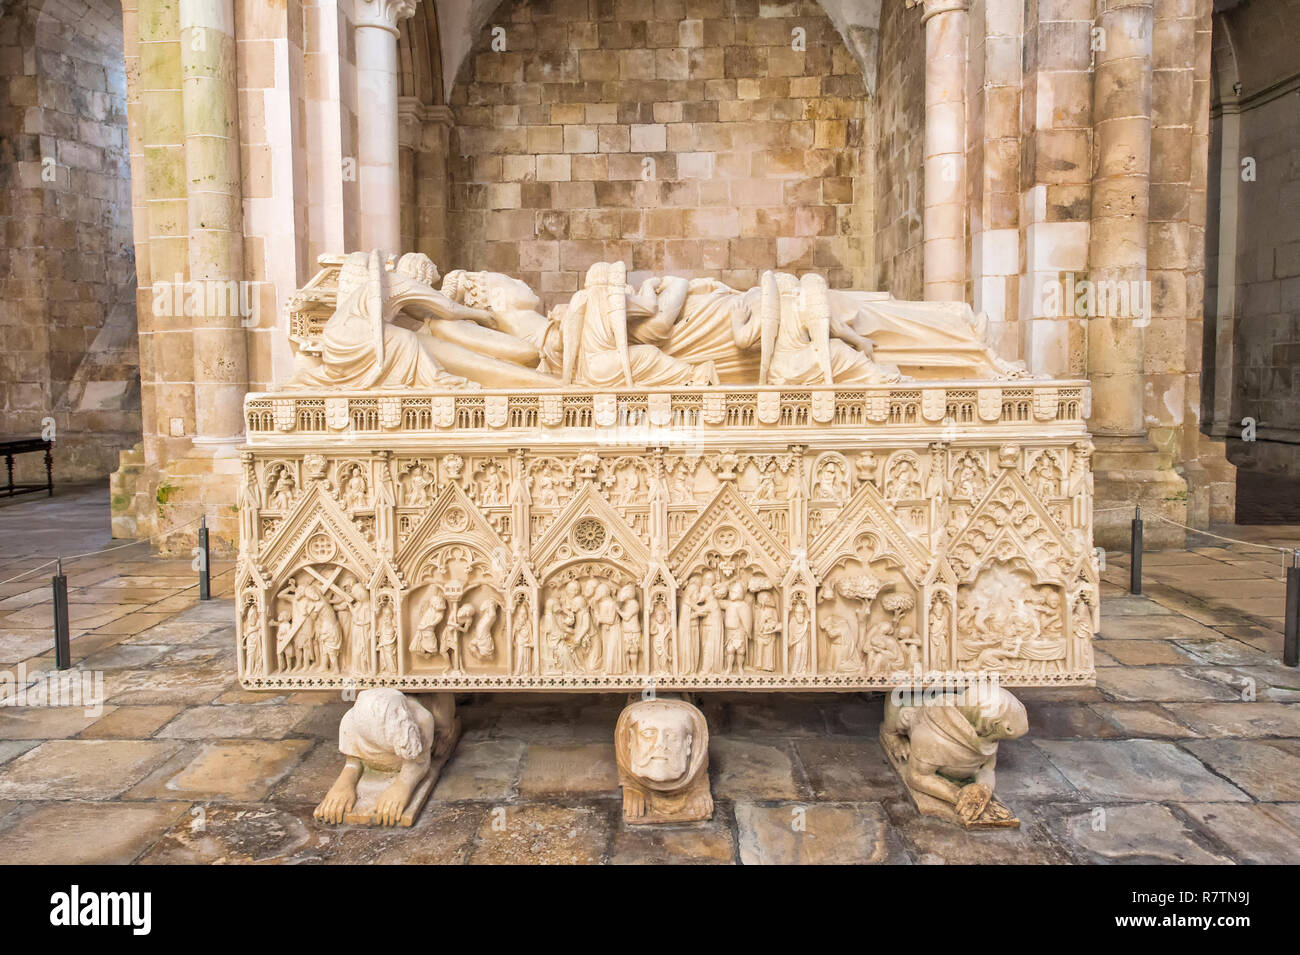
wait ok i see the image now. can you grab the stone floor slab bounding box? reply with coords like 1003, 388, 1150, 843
793, 737, 903, 801
1163, 702, 1300, 738
1046, 802, 1233, 864
137, 804, 323, 864
468, 804, 612, 865
710, 738, 800, 801
1180, 739, 1300, 801
0, 704, 115, 739
1096, 666, 1243, 702
78, 704, 184, 739
153, 703, 315, 740
432, 739, 526, 801
1034, 740, 1251, 802
126, 739, 313, 801
1097, 616, 1224, 641
609, 805, 737, 864
1090, 702, 1198, 738
1097, 640, 1195, 666
0, 738, 182, 800
322, 804, 484, 864
516, 742, 619, 797
1179, 802, 1300, 864
885, 799, 1072, 864
735, 802, 908, 865
0, 801, 190, 864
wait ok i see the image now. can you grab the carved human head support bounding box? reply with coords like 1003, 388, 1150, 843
617, 699, 708, 788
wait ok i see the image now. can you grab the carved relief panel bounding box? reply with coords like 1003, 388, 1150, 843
237, 399, 1096, 690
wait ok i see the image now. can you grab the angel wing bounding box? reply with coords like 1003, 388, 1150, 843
801, 272, 834, 385
607, 263, 634, 387
559, 295, 584, 385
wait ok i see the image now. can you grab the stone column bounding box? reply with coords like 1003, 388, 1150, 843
355, 0, 416, 253
137, 0, 191, 453
180, 0, 248, 445
1087, 0, 1153, 437
1209, 45, 1241, 440
919, 0, 970, 302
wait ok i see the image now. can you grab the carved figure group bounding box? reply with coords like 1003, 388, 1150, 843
409, 585, 499, 675
285, 254, 1032, 393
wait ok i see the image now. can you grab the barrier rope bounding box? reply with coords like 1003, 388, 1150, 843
0, 514, 210, 588
1096, 501, 1297, 561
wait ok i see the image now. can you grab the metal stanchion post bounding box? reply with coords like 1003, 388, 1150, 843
53, 557, 70, 670
1285, 550, 1299, 668
1130, 505, 1143, 595
198, 515, 210, 601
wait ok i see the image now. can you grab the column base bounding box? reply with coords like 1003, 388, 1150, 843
109, 439, 244, 554
1091, 435, 1189, 550
1184, 433, 1236, 527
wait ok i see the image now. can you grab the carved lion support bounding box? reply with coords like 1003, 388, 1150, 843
314, 688, 461, 827
615, 696, 713, 825
879, 684, 1028, 829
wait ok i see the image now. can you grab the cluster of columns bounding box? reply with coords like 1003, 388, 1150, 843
915, 0, 1158, 439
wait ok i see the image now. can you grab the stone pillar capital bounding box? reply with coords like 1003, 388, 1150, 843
397, 97, 426, 150
909, 0, 969, 24
397, 100, 456, 151
354, 0, 416, 35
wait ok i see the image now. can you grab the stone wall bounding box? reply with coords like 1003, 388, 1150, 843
445, 0, 872, 309
869, 0, 925, 300
1205, 0, 1300, 476
0, 0, 139, 481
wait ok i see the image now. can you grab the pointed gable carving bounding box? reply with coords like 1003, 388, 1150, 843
947, 468, 1070, 584
807, 478, 929, 580
235, 555, 269, 594
395, 481, 508, 583
668, 482, 788, 580
532, 482, 651, 578
260, 482, 376, 586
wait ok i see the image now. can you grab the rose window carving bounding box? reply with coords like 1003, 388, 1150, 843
573, 517, 607, 552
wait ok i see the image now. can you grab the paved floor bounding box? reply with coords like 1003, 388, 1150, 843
1, 484, 1299, 863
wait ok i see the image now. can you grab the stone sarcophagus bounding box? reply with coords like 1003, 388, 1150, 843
235, 381, 1097, 691
235, 252, 1098, 829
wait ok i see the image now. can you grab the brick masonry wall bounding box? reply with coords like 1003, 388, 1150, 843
1228, 94, 1300, 447
0, 0, 140, 482
1204, 0, 1300, 475
446, 0, 872, 309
